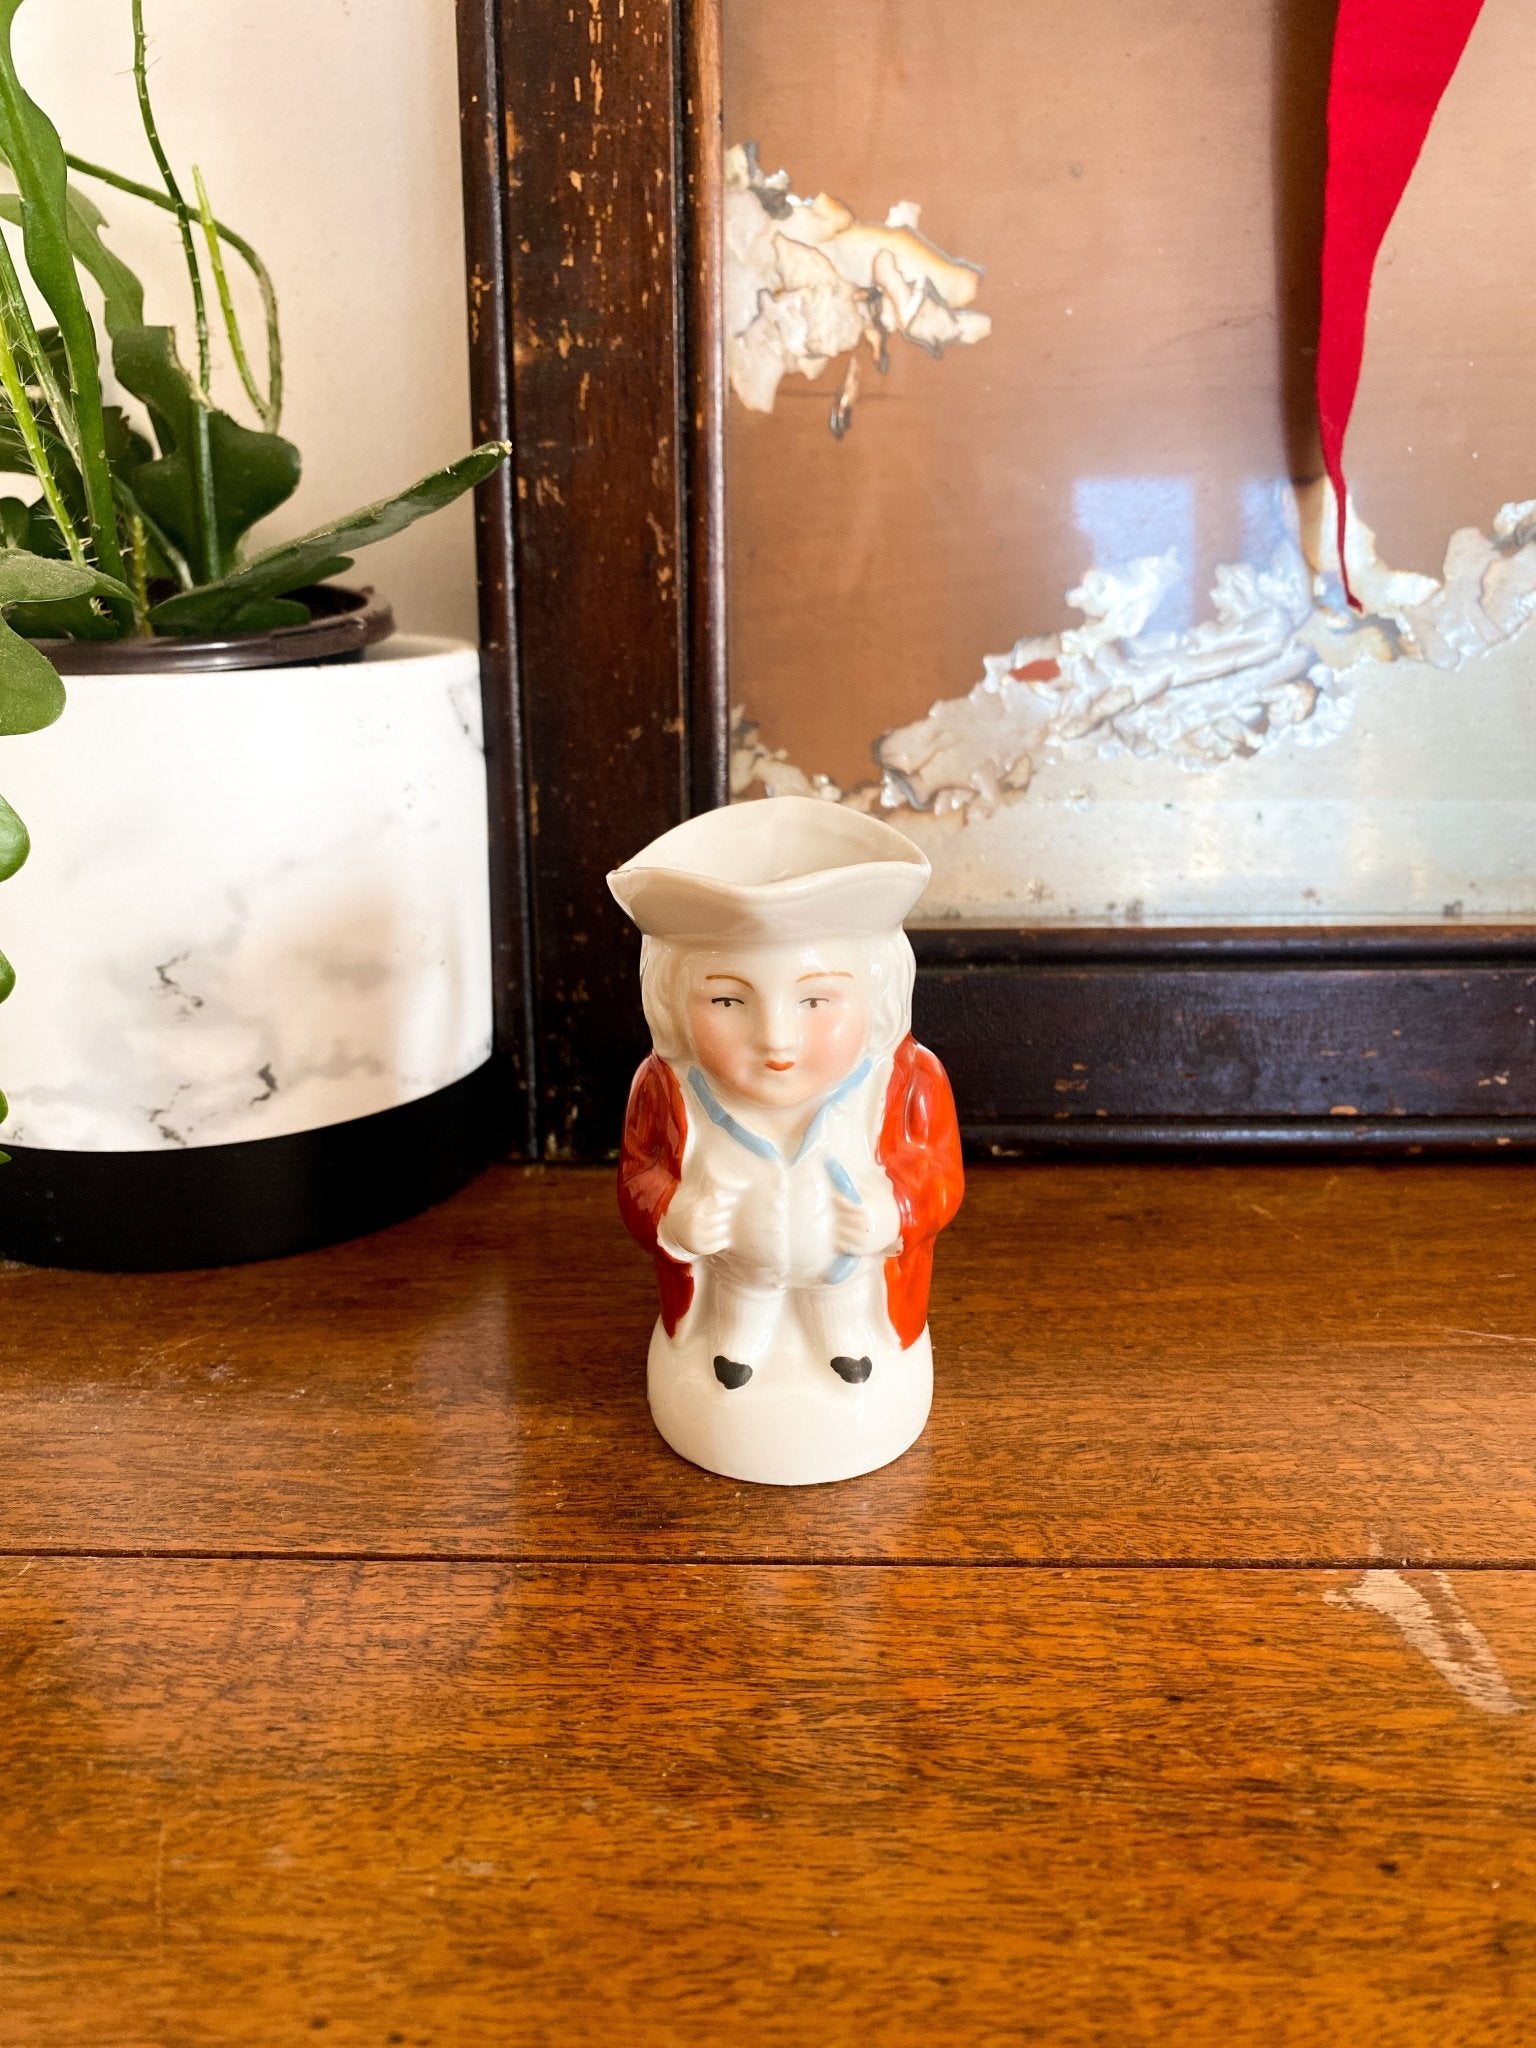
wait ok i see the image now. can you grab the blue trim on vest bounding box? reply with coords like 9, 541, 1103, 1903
685, 1057, 873, 1169
685, 1059, 877, 1290
795, 1057, 873, 1162
685, 1067, 778, 1162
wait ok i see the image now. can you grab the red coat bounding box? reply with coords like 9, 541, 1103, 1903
617, 1035, 964, 1348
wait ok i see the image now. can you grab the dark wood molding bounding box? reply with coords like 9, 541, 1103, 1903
962, 1119, 1536, 1155
914, 950, 1536, 1150
911, 926, 1536, 965
680, 0, 729, 815
456, 0, 535, 1159
459, 0, 694, 1159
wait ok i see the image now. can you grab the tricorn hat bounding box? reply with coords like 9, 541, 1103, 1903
608, 796, 931, 942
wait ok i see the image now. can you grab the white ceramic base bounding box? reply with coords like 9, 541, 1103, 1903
648, 1312, 933, 1486
0, 635, 492, 1151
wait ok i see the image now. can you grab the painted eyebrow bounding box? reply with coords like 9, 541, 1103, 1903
703, 973, 753, 984
797, 970, 854, 981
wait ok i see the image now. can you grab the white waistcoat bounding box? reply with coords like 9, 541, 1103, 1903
671, 1055, 894, 1293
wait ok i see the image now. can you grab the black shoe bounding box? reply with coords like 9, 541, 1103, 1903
713, 1356, 753, 1389
830, 1355, 872, 1384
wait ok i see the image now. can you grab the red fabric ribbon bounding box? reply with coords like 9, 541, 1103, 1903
1317, 0, 1487, 605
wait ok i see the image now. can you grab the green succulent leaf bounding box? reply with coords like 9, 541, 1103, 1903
3, 495, 78, 563
102, 402, 153, 471
148, 443, 511, 635
65, 183, 144, 335
7, 591, 119, 640
109, 321, 202, 453
0, 409, 78, 505
138, 406, 302, 575
206, 594, 312, 633
0, 552, 128, 716
111, 323, 300, 578
0, 183, 145, 335
0, 364, 86, 507
0, 547, 129, 607
112, 323, 300, 550
0, 936, 13, 1153
0, 0, 126, 583
0, 788, 26, 880
0, 611, 62, 731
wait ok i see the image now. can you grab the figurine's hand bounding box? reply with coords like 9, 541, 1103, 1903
688, 1187, 740, 1257
831, 1182, 901, 1258
663, 1181, 741, 1259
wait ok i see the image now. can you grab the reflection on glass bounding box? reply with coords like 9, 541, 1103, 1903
722, 0, 1536, 923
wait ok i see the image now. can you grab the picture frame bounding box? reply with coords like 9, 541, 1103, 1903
455, 0, 1536, 1161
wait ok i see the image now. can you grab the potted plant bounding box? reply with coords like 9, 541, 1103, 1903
0, 0, 509, 1269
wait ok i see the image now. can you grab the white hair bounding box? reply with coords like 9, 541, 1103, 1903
639, 930, 916, 1069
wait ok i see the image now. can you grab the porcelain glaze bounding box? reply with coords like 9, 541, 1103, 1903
0, 636, 493, 1151
610, 796, 964, 1485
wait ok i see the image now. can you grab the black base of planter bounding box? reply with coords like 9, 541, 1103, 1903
0, 1063, 498, 1271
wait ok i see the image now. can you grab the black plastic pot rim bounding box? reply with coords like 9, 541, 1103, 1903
0, 1063, 496, 1271
33, 583, 396, 676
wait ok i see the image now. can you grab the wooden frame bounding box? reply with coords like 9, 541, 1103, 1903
456, 0, 1536, 1163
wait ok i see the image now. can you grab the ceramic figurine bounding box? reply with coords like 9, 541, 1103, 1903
609, 795, 963, 1485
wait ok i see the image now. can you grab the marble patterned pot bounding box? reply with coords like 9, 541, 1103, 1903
0, 632, 495, 1269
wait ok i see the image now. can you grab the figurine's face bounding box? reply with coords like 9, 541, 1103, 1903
685, 941, 869, 1111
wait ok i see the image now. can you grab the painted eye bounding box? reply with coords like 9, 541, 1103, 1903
710, 995, 742, 1008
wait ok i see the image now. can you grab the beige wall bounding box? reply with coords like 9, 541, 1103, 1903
13, 0, 478, 642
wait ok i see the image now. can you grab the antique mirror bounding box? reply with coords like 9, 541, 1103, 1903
458, 0, 1536, 1159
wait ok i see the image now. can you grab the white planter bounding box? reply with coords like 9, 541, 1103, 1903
0, 633, 495, 1267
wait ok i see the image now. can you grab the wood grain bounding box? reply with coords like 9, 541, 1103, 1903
456, 0, 535, 1158
2, 1558, 1533, 2046
7, 1161, 1536, 1564
485, 0, 690, 1158
915, 953, 1536, 1133
681, 0, 729, 812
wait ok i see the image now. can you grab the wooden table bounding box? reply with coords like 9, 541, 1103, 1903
5, 1161, 1535, 2043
